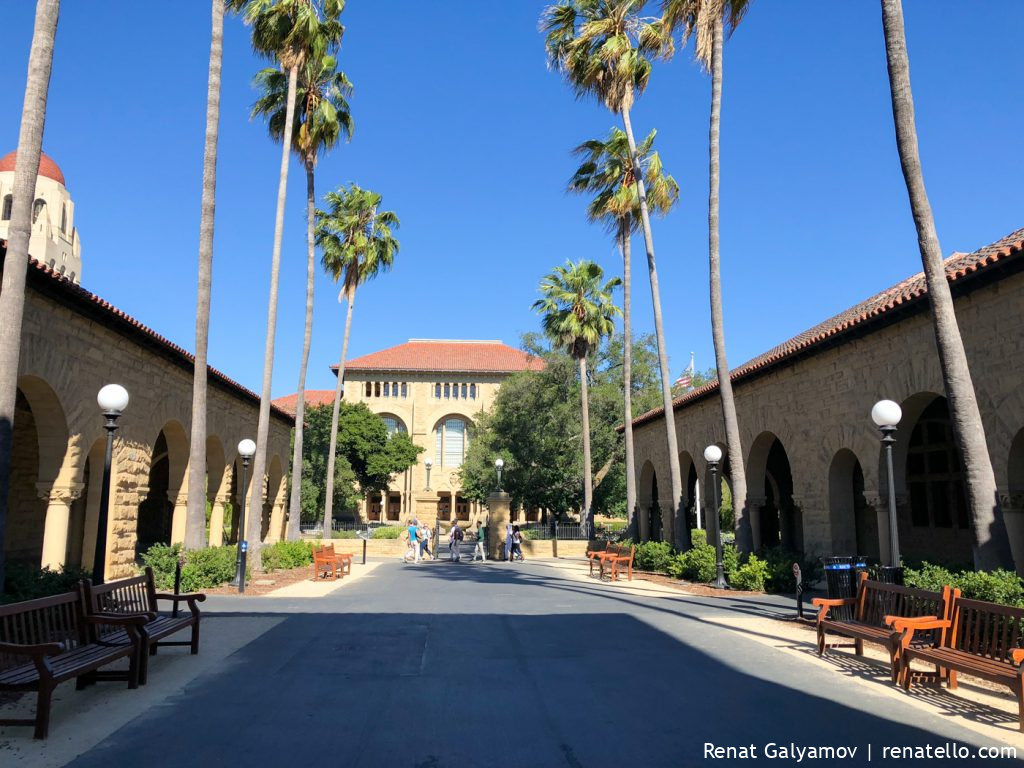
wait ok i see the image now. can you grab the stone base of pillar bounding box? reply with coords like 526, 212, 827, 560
485, 492, 510, 560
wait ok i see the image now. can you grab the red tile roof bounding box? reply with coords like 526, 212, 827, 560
0, 150, 66, 186
627, 226, 1024, 430
0, 240, 293, 425
335, 339, 545, 374
272, 390, 336, 417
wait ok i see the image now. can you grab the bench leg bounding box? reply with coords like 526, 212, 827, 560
191, 619, 201, 655
889, 648, 899, 685
948, 670, 958, 690
816, 625, 826, 656
901, 656, 913, 691
33, 681, 55, 739
854, 638, 864, 656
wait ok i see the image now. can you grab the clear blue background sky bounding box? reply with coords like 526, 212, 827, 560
2, 1, 1021, 399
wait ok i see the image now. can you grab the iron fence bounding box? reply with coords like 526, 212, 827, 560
299, 520, 392, 537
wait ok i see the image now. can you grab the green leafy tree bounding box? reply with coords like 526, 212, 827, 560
317, 184, 400, 536
543, 0, 687, 549
252, 50, 353, 540
568, 126, 678, 532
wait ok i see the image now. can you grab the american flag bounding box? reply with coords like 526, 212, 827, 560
673, 352, 695, 390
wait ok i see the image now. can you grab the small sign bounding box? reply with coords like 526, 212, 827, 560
241, 541, 248, 552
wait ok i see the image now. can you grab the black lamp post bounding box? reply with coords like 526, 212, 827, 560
231, 438, 256, 593
93, 384, 129, 585
872, 399, 903, 584
495, 458, 504, 492
704, 444, 729, 590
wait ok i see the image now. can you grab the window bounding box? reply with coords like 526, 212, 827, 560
401, 383, 408, 398
60, 203, 67, 233
434, 383, 441, 399
444, 383, 450, 399
435, 417, 469, 468
907, 398, 968, 529
374, 382, 381, 398
452, 383, 460, 400
69, 271, 75, 281
383, 382, 390, 397
461, 384, 468, 399
470, 383, 477, 400
365, 382, 372, 398
381, 415, 406, 436
1, 195, 11, 220
32, 198, 45, 223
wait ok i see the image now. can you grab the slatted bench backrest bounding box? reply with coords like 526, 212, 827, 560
610, 545, 635, 561
87, 571, 155, 616
949, 597, 1024, 663
856, 576, 951, 628
0, 590, 85, 672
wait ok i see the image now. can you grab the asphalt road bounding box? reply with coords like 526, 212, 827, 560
67, 560, 1023, 767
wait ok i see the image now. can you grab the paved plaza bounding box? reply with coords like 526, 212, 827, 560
4, 560, 1023, 767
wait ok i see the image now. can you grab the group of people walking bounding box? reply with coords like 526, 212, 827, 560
400, 519, 523, 563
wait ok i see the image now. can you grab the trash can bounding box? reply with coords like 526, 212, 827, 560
822, 556, 859, 621
873, 565, 904, 585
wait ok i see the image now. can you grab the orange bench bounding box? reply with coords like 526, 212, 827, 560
587, 542, 613, 577
599, 544, 635, 582
312, 544, 353, 581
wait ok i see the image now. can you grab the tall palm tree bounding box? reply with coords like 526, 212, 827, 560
184, 0, 227, 551
230, 0, 342, 566
316, 184, 400, 536
567, 127, 678, 538
0, 0, 61, 591
661, 0, 753, 552
533, 260, 622, 537
880, 0, 1012, 569
252, 52, 353, 541
542, 0, 689, 549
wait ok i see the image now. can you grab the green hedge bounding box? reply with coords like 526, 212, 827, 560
141, 543, 241, 592
371, 526, 403, 539
262, 540, 314, 571
903, 562, 1024, 607
1, 563, 92, 604
661, 530, 769, 591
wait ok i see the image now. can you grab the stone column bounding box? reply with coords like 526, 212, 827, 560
747, 495, 766, 552
170, 491, 189, 545
38, 482, 84, 570
486, 491, 510, 560
208, 493, 230, 547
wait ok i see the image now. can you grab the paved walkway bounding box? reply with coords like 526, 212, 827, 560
6, 560, 1024, 766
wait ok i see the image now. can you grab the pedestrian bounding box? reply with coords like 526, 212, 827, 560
404, 518, 421, 563
449, 520, 465, 561
511, 525, 524, 562
473, 520, 487, 561
419, 522, 433, 560
504, 523, 513, 562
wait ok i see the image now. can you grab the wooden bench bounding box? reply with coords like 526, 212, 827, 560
599, 545, 636, 582
312, 544, 352, 581
0, 587, 146, 739
83, 567, 206, 686
587, 542, 613, 577
812, 572, 955, 683
897, 596, 1024, 730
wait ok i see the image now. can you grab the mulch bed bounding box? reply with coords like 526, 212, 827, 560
203, 563, 317, 597
625, 570, 764, 598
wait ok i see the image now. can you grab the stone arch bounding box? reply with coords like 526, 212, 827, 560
747, 431, 799, 552
638, 460, 662, 543
262, 454, 285, 542
828, 448, 876, 559
66, 437, 106, 570
378, 412, 409, 435
679, 451, 698, 531
204, 435, 229, 546
136, 420, 189, 556
17, 375, 70, 485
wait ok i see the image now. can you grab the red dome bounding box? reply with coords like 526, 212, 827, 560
0, 150, 65, 186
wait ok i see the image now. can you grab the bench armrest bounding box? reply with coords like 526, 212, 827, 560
86, 612, 152, 627
883, 614, 937, 629
154, 592, 207, 603
0, 639, 65, 657
811, 597, 855, 623
1011, 649, 1024, 666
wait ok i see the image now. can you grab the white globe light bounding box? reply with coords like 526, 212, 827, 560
238, 438, 256, 458
425, 458, 433, 468
97, 384, 130, 413
704, 444, 723, 463
871, 399, 902, 428
495, 458, 505, 469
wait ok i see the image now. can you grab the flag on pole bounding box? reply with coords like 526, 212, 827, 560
673, 352, 696, 390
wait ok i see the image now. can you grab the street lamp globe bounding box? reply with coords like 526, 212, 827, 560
871, 399, 902, 428
495, 458, 505, 469
238, 438, 256, 458
97, 384, 129, 414
704, 444, 723, 464
425, 458, 433, 469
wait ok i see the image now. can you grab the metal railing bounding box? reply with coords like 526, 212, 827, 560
299, 520, 393, 537
519, 523, 588, 540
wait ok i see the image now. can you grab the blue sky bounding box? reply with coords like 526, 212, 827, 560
2, 1, 1021, 399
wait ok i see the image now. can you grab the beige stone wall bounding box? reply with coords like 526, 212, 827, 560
8, 277, 293, 578
631, 266, 1024, 569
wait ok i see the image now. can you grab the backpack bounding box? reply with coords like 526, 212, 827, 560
453, 526, 464, 542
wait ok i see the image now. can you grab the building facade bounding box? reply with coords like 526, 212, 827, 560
0, 151, 82, 284
275, 339, 543, 527
628, 227, 1024, 572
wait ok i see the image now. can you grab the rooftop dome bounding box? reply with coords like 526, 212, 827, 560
0, 150, 65, 186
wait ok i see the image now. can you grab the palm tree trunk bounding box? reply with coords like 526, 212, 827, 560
184, 0, 224, 552
707, 16, 750, 554
323, 284, 356, 537
880, 0, 1012, 569
286, 158, 317, 542
620, 106, 686, 551
579, 354, 594, 537
247, 63, 298, 571
620, 222, 638, 537
0, 0, 60, 592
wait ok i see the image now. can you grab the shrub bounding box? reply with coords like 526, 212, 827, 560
674, 543, 717, 582
731, 554, 770, 591
762, 546, 820, 593
262, 540, 314, 571
634, 541, 673, 573
332, 529, 359, 539
1, 563, 92, 604
903, 562, 1024, 607
181, 546, 238, 592
372, 526, 403, 539
141, 543, 184, 589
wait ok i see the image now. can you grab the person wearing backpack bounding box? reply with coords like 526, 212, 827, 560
472, 521, 487, 561
449, 520, 465, 562
511, 525, 524, 562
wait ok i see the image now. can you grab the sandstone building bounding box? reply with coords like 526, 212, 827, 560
629, 227, 1024, 571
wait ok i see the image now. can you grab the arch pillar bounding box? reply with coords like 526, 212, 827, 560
37, 481, 84, 569
267, 480, 287, 543
208, 491, 231, 547
747, 494, 765, 551
170, 491, 189, 545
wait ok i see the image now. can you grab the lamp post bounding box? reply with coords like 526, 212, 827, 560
872, 399, 903, 584
424, 458, 432, 491
704, 444, 729, 590
231, 438, 256, 593
495, 458, 504, 492
93, 384, 129, 585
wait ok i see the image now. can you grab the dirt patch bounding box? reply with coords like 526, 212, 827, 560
628, 570, 764, 598
203, 563, 317, 597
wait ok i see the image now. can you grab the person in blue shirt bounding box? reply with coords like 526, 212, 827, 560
404, 519, 421, 563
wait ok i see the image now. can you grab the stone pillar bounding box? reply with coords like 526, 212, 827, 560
208, 493, 230, 547
747, 495, 766, 552
38, 482, 84, 570
486, 491, 510, 560
170, 491, 188, 545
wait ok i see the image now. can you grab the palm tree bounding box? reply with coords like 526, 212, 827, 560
0, 0, 61, 591
252, 52, 353, 541
542, 0, 689, 549
533, 260, 622, 537
230, 0, 342, 566
316, 184, 400, 536
661, 0, 753, 552
880, 0, 1012, 569
184, 0, 227, 551
567, 127, 678, 539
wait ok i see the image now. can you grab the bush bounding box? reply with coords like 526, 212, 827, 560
762, 546, 820, 593
262, 540, 314, 571
371, 526, 403, 539
731, 554, 770, 591
1, 563, 93, 604
634, 541, 673, 573
181, 546, 237, 592
903, 562, 1024, 607
141, 543, 184, 589
332, 529, 360, 539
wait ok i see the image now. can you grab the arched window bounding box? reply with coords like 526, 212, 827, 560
461, 384, 468, 399
907, 398, 968, 529
374, 382, 381, 398
452, 383, 460, 400
1, 195, 11, 220
69, 271, 76, 281
401, 383, 408, 398
381, 415, 407, 436
32, 198, 45, 223
60, 203, 67, 233
435, 417, 469, 468
434, 383, 441, 399
444, 383, 450, 399
383, 382, 390, 397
